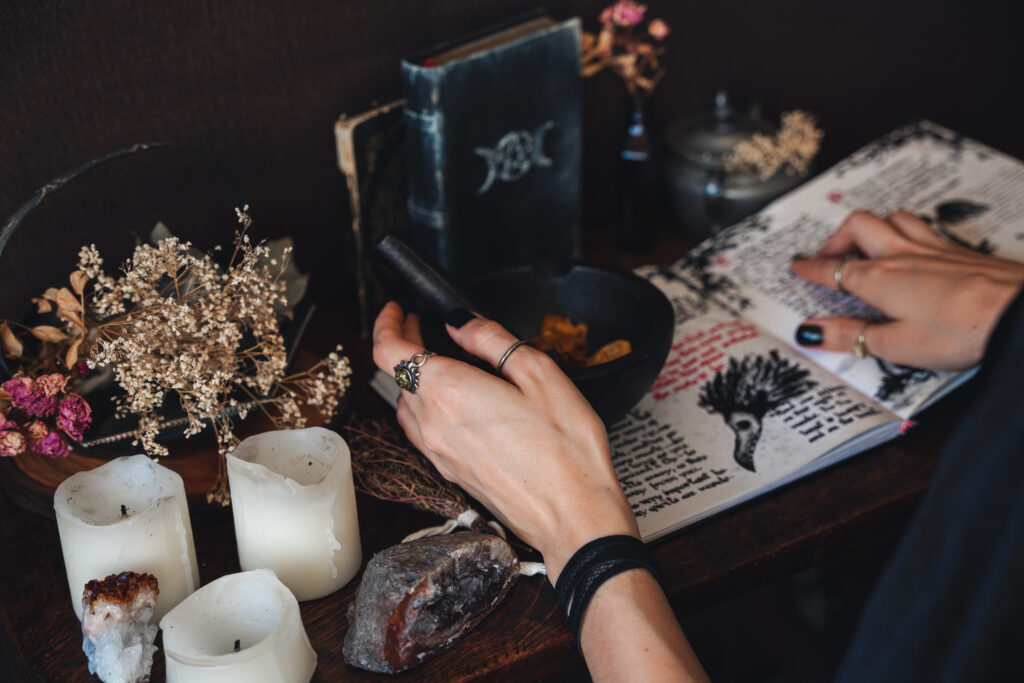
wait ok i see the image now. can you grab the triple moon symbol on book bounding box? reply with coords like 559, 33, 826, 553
474, 121, 555, 195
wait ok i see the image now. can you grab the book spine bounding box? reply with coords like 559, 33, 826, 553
401, 62, 447, 265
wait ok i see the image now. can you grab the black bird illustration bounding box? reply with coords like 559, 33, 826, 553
699, 350, 817, 472
918, 200, 993, 254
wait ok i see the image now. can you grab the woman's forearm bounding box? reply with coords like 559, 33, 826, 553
579, 568, 709, 683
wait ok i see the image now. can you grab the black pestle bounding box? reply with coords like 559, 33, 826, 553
374, 236, 475, 318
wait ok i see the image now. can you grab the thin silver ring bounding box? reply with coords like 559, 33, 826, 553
853, 322, 871, 359
496, 340, 529, 375
834, 254, 858, 293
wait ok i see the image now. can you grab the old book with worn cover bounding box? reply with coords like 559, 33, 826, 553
334, 99, 409, 337
402, 13, 581, 281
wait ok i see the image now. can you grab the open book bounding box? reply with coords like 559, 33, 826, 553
370, 121, 1024, 542
617, 121, 1024, 541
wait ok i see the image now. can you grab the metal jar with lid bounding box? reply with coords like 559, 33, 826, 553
665, 91, 810, 238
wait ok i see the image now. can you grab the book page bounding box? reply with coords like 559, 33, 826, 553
609, 292, 897, 540
679, 122, 1024, 417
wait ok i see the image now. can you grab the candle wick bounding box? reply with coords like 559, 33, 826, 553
234, 639, 241, 652
120, 504, 127, 517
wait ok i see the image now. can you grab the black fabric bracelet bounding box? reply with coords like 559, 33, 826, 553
554, 535, 662, 651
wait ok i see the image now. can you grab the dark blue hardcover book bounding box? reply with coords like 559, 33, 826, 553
402, 13, 582, 280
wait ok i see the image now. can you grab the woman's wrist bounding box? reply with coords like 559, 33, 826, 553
538, 501, 640, 584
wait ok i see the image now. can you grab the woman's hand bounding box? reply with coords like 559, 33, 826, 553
371, 303, 638, 581
791, 210, 1024, 370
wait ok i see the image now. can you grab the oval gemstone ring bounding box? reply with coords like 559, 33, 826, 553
394, 352, 435, 393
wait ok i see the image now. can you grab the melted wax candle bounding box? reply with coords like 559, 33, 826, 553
53, 454, 200, 622
226, 427, 361, 600
160, 569, 317, 682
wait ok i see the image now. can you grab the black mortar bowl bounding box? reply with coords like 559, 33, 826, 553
423, 263, 675, 426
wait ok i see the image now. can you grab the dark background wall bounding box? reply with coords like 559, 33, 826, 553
1, 0, 1021, 311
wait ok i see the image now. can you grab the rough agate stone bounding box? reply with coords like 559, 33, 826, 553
81, 571, 159, 683
342, 532, 519, 673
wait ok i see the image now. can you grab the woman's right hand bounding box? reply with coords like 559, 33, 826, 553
791, 210, 1024, 370
372, 302, 639, 582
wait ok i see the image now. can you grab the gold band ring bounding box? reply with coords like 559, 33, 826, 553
853, 322, 871, 359
834, 254, 858, 294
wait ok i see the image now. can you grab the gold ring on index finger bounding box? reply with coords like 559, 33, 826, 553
834, 254, 859, 293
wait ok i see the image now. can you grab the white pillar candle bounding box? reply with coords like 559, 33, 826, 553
53, 454, 200, 622
226, 427, 361, 601
160, 568, 317, 683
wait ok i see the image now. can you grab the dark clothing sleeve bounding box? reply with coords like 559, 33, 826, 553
836, 292, 1024, 683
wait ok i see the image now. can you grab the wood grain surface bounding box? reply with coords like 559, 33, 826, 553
0, 235, 963, 680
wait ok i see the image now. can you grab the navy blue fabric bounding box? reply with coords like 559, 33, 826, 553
836, 292, 1024, 682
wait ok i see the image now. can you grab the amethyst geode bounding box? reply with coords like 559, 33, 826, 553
342, 532, 519, 673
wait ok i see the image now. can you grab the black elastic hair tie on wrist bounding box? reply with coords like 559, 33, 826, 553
554, 535, 662, 652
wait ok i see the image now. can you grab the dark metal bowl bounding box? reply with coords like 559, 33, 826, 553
426, 263, 675, 426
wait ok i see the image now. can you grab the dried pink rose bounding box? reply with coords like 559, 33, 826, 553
0, 430, 26, 457
34, 431, 69, 458
0, 410, 17, 432
57, 394, 92, 441
2, 377, 32, 404
609, 0, 646, 27
1, 377, 57, 418
648, 18, 670, 40
35, 373, 68, 397
23, 419, 48, 446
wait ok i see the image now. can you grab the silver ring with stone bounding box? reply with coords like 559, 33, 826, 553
853, 322, 871, 359
834, 254, 858, 293
496, 340, 529, 375
394, 351, 435, 393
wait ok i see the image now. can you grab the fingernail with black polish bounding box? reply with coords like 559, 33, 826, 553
445, 307, 475, 329
795, 324, 824, 346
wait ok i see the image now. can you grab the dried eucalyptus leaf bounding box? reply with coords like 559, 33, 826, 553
30, 325, 69, 343
70, 270, 89, 295
65, 337, 83, 369
0, 322, 23, 358
56, 287, 83, 314
31, 297, 53, 314
43, 287, 60, 301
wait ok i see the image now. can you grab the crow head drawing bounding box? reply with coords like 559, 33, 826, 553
698, 350, 817, 472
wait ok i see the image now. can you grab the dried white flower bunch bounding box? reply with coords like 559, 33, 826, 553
79, 207, 351, 504
724, 110, 824, 180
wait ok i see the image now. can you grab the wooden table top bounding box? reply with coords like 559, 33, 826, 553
0, 226, 954, 681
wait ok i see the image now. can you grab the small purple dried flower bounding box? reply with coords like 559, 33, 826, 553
23, 419, 48, 445
34, 431, 69, 458
57, 394, 92, 441
2, 377, 32, 405
0, 430, 26, 457
609, 0, 646, 27
2, 377, 57, 418
35, 373, 68, 397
